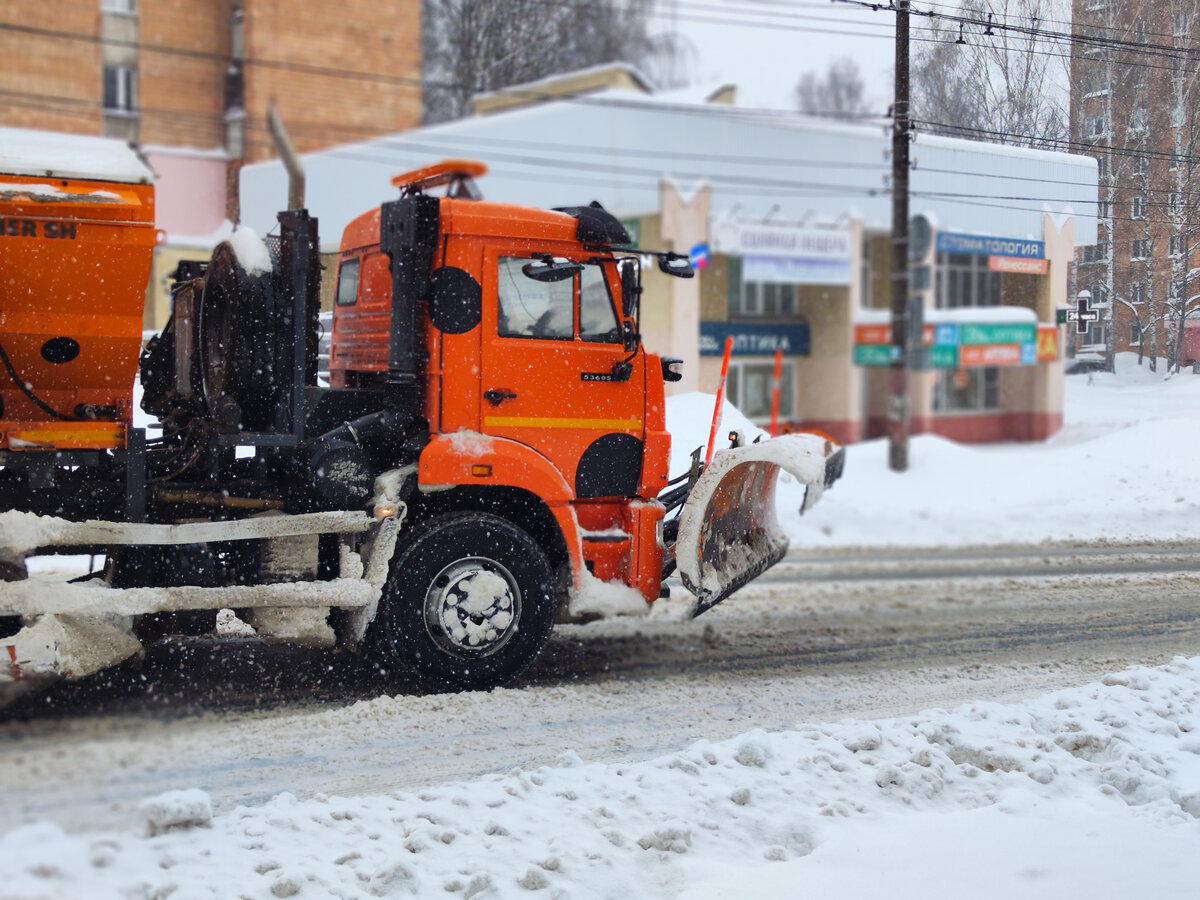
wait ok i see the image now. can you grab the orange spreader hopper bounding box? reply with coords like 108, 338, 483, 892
0, 158, 156, 451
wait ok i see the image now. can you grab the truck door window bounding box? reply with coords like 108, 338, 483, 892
335, 257, 360, 306
497, 256, 573, 340
579, 263, 622, 343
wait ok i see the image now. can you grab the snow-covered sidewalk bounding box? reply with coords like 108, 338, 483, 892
4, 657, 1200, 899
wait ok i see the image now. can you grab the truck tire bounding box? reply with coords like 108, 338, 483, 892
373, 512, 560, 691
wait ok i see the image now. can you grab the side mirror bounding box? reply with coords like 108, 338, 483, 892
657, 253, 694, 279
522, 257, 581, 282
619, 259, 641, 317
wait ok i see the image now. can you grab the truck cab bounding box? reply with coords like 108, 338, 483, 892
330, 166, 673, 607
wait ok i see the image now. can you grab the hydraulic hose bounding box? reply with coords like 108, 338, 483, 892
0, 340, 75, 421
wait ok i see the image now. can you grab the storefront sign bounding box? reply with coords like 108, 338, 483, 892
853, 323, 892, 345
989, 255, 1049, 275
960, 322, 1037, 345
700, 322, 810, 356
930, 345, 958, 368
1036, 323, 1059, 361
854, 316, 1040, 368
853, 344, 896, 366
936, 231, 1045, 259
960, 344, 1026, 366
712, 220, 852, 285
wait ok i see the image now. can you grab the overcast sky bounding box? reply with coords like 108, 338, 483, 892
652, 0, 896, 111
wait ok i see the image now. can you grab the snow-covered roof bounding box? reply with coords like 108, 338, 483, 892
471, 62, 655, 109
240, 87, 1098, 248
0, 126, 154, 184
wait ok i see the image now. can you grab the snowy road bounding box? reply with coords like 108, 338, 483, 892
3, 540, 1199, 835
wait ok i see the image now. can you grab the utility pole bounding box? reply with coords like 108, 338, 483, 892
888, 0, 911, 471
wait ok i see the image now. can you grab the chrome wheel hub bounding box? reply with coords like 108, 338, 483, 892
424, 557, 522, 657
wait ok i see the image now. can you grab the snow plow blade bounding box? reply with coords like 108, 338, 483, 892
675, 433, 844, 618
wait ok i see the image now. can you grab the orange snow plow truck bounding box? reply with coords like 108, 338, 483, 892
0, 136, 843, 701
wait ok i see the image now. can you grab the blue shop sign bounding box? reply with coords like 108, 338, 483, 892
699, 322, 811, 356
936, 231, 1045, 259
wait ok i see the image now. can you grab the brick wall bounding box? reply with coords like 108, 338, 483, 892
138, 0, 230, 149
0, 1, 102, 133
241, 0, 422, 161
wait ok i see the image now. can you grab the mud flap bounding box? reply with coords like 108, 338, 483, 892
675, 433, 845, 618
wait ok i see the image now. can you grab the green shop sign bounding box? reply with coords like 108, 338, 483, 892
852, 344, 896, 366
959, 322, 1036, 345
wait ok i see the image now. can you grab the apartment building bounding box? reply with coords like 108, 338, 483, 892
1071, 0, 1200, 369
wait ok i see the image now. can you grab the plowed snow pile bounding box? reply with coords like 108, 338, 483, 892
4, 657, 1199, 898
668, 354, 1200, 547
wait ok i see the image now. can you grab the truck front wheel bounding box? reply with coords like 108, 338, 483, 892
372, 512, 560, 691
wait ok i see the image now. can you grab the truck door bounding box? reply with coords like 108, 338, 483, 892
479, 249, 646, 499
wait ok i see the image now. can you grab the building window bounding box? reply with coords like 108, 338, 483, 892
1130, 322, 1141, 344
726, 360, 795, 423
1097, 156, 1109, 180
1129, 281, 1146, 304
1134, 156, 1150, 175
1169, 191, 1183, 215
1129, 107, 1148, 132
1082, 68, 1109, 96
1171, 278, 1185, 301
1175, 11, 1189, 37
102, 65, 136, 114
739, 281, 795, 317
1170, 233, 1186, 256
1086, 115, 1107, 137
1132, 239, 1150, 260
1097, 199, 1110, 219
728, 259, 796, 317
1081, 242, 1107, 264
1130, 196, 1146, 219
933, 367, 1000, 413
101, 0, 136, 12
936, 253, 1001, 309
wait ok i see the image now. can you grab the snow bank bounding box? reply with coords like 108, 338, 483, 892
666, 353, 1200, 549
4, 657, 1199, 897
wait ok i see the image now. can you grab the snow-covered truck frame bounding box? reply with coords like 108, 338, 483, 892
0, 140, 843, 702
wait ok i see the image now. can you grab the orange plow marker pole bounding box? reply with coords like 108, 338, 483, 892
769, 347, 783, 437
705, 336, 734, 465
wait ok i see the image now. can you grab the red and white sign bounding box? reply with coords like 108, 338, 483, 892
853, 323, 891, 345
960, 344, 1023, 366
853, 323, 938, 346
989, 255, 1049, 275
